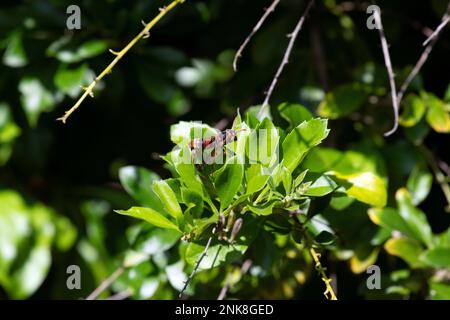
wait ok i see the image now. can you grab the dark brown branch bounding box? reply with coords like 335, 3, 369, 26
179, 228, 216, 298
233, 0, 281, 71
397, 3, 450, 105
259, 0, 315, 118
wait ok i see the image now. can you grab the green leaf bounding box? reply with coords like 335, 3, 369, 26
396, 188, 433, 247
421, 248, 450, 268
332, 172, 387, 207
181, 188, 204, 218
282, 118, 329, 173
399, 94, 426, 127
245, 164, 269, 194
19, 78, 55, 127
278, 103, 312, 130
185, 242, 246, 270
48, 39, 108, 63
3, 31, 27, 67
384, 237, 425, 268
54, 63, 92, 98
170, 121, 217, 144
247, 117, 279, 167
368, 208, 417, 240
131, 226, 180, 256
119, 166, 165, 212
350, 248, 379, 274
425, 93, 450, 133
314, 230, 337, 246
407, 166, 433, 205
430, 282, 450, 300
303, 173, 337, 197
169, 145, 204, 196
115, 207, 180, 232
246, 199, 279, 216
318, 83, 367, 119
214, 156, 244, 211
152, 180, 183, 223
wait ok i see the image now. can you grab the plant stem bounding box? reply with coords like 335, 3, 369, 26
259, 0, 315, 119
309, 248, 337, 300
86, 266, 125, 300
58, 0, 187, 123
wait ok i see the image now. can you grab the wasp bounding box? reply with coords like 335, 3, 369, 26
189, 129, 246, 166
189, 129, 237, 151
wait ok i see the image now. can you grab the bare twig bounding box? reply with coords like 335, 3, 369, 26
423, 15, 450, 46
217, 259, 252, 300
233, 0, 280, 71
397, 3, 450, 105
86, 266, 125, 300
57, 0, 186, 123
419, 145, 450, 212
106, 288, 133, 300
179, 228, 216, 298
258, 0, 315, 119
374, 9, 399, 136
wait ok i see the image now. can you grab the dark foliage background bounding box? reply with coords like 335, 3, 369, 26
0, 0, 449, 299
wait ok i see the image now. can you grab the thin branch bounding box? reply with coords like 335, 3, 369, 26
179, 227, 216, 298
397, 3, 450, 105
86, 266, 125, 300
419, 145, 450, 212
423, 15, 450, 46
309, 248, 337, 300
258, 0, 315, 119
217, 259, 252, 300
57, 0, 187, 123
106, 288, 133, 300
233, 0, 281, 71
374, 9, 399, 137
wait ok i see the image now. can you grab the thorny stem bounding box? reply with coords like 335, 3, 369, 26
179, 227, 216, 298
57, 0, 187, 123
233, 0, 281, 71
309, 248, 337, 300
258, 0, 315, 119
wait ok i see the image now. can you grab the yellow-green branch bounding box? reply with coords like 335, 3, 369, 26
309, 248, 337, 300
57, 0, 187, 123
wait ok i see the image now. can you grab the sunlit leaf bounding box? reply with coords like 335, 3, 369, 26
115, 207, 180, 232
